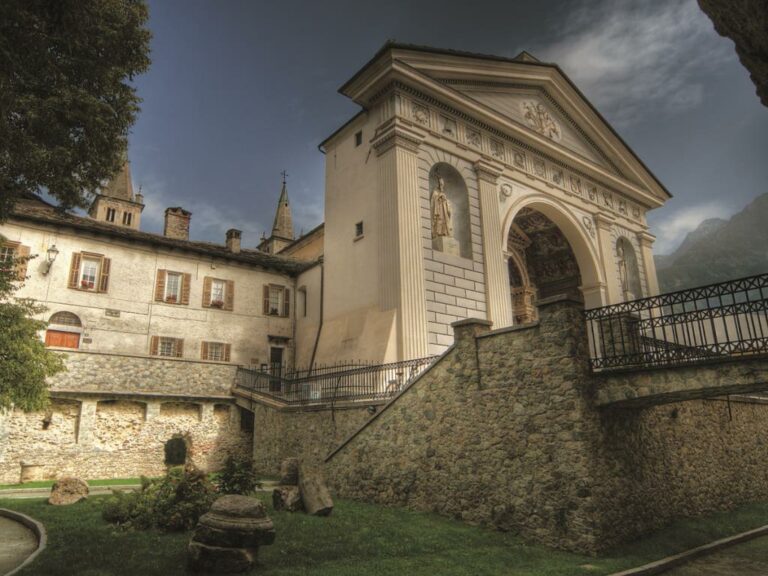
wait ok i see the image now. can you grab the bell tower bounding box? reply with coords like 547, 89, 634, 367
258, 172, 295, 254
88, 152, 145, 230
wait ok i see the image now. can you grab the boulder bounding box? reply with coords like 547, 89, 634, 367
188, 495, 275, 573
279, 457, 299, 485
48, 477, 89, 505
272, 486, 303, 512
297, 464, 333, 516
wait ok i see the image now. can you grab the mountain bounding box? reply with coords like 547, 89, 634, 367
655, 193, 768, 291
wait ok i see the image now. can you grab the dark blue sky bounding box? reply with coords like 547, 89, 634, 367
126, 0, 768, 254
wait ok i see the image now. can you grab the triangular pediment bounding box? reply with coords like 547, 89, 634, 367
447, 83, 615, 172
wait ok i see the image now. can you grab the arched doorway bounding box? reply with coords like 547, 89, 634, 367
506, 207, 584, 322
45, 311, 82, 349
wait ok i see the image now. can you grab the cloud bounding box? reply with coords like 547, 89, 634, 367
650, 201, 732, 254
538, 0, 731, 126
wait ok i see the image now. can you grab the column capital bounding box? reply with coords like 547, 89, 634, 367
473, 159, 503, 184
637, 230, 656, 247
371, 118, 425, 156
594, 212, 616, 231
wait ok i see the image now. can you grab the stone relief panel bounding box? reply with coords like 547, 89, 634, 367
412, 102, 431, 127
521, 101, 562, 141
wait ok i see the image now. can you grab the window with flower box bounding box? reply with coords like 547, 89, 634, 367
262, 284, 290, 317
202, 277, 234, 310
68, 252, 110, 292
154, 269, 191, 304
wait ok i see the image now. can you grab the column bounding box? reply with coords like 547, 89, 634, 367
638, 231, 660, 296
594, 214, 620, 304
474, 160, 512, 329
373, 120, 429, 360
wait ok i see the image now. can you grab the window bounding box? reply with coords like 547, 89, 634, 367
201, 341, 231, 362
354, 130, 362, 147
1, 244, 16, 264
155, 270, 190, 305
202, 277, 234, 310
1, 241, 29, 280
299, 287, 307, 317
106, 208, 116, 222
150, 336, 184, 358
262, 284, 290, 317
122, 212, 132, 226
68, 252, 110, 292
355, 221, 364, 238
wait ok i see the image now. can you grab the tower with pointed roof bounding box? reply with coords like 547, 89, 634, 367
258, 174, 295, 254
88, 153, 145, 230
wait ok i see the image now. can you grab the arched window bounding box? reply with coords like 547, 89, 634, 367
616, 237, 642, 301
45, 311, 82, 349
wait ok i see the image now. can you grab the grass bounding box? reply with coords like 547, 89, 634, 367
0, 494, 766, 576
0, 478, 143, 490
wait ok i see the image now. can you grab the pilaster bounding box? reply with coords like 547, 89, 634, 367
595, 214, 621, 304
475, 160, 512, 328
77, 399, 97, 446
638, 231, 660, 296
373, 120, 429, 360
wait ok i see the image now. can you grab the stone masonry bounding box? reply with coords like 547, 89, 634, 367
323, 299, 768, 553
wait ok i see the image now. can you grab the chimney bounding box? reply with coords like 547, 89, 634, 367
226, 229, 242, 253
164, 207, 192, 240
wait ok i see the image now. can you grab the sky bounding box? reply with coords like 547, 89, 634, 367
125, 0, 768, 255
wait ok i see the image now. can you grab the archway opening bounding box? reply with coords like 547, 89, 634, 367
507, 207, 583, 321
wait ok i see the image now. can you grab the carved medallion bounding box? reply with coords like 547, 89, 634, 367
521, 101, 562, 141
412, 104, 430, 126
533, 158, 546, 177
466, 129, 482, 148
441, 116, 457, 137
500, 183, 513, 201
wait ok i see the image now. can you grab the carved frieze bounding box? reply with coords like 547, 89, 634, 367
490, 139, 505, 159
513, 150, 526, 169
533, 157, 546, 177
412, 103, 430, 127
569, 175, 582, 196
466, 128, 482, 148
441, 116, 457, 137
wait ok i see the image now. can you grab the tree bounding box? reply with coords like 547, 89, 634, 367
0, 0, 151, 220
0, 252, 64, 411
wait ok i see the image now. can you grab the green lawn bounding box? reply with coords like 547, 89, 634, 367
0, 478, 143, 490
1, 495, 767, 576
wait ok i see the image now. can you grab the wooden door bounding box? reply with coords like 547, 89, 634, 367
45, 330, 80, 349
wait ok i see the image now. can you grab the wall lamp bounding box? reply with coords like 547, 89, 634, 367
42, 244, 59, 275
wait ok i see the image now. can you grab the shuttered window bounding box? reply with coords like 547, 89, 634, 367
68, 252, 111, 293
201, 341, 231, 362
203, 277, 234, 310
0, 241, 30, 280
150, 336, 184, 358
155, 270, 191, 304
262, 284, 290, 317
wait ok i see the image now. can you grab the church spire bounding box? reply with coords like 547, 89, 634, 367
271, 171, 294, 241
102, 152, 134, 201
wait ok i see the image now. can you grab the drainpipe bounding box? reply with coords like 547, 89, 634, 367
309, 257, 324, 371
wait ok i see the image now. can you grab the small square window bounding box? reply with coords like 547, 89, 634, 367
355, 221, 364, 238
106, 208, 116, 222
354, 131, 362, 147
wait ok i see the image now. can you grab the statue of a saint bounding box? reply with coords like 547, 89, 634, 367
617, 242, 629, 294
431, 175, 453, 239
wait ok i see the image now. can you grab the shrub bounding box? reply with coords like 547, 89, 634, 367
102, 465, 217, 531
216, 456, 261, 495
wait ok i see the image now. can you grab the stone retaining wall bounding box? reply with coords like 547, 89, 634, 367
324, 299, 768, 553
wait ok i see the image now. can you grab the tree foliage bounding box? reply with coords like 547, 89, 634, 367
0, 0, 151, 220
0, 252, 64, 411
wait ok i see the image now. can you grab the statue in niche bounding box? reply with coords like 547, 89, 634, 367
617, 242, 630, 296
431, 172, 460, 256
431, 174, 453, 239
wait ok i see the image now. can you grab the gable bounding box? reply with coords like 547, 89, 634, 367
446, 83, 617, 174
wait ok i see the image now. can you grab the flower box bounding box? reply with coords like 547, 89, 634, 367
80, 280, 94, 289
210, 300, 224, 309
165, 295, 178, 303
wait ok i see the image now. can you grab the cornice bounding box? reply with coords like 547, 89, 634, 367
371, 118, 425, 156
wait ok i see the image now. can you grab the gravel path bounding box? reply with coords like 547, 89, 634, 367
665, 535, 768, 575
0, 515, 37, 575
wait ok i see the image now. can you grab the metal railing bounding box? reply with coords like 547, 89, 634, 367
585, 273, 768, 371
235, 356, 438, 405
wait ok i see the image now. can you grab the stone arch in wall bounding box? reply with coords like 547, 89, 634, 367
616, 237, 642, 301
428, 162, 471, 258
45, 311, 83, 349
502, 196, 605, 310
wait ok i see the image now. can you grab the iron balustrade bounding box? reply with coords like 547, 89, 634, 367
235, 356, 438, 405
584, 273, 768, 371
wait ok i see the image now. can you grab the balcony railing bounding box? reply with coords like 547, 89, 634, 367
235, 356, 438, 405
585, 273, 768, 372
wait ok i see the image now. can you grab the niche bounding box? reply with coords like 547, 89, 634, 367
428, 163, 471, 259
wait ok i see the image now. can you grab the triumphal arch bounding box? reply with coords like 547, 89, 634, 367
315, 43, 669, 362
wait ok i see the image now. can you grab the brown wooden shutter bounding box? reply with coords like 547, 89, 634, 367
68, 253, 82, 289
150, 336, 159, 356
202, 277, 212, 308
98, 258, 111, 292
154, 270, 166, 301
224, 280, 235, 311
181, 273, 191, 305
201, 341, 209, 360
176, 338, 184, 358
224, 343, 231, 362
283, 287, 290, 317
263, 285, 270, 314
15, 245, 30, 280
